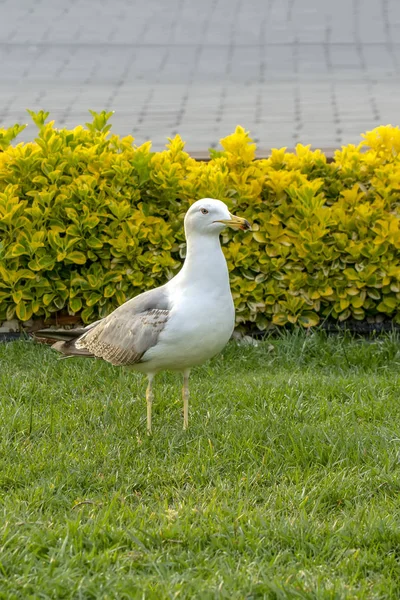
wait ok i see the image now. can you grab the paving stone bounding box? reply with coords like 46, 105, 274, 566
0, 0, 399, 151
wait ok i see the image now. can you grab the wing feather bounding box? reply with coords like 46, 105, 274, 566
75, 287, 170, 366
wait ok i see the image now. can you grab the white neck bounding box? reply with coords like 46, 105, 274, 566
174, 231, 230, 291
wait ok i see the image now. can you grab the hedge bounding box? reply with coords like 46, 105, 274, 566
1, 110, 400, 330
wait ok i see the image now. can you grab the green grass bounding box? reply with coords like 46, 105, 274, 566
1, 332, 400, 599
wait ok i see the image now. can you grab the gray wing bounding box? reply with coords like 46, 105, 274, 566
75, 285, 170, 366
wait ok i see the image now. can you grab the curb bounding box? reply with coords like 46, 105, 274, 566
190, 148, 337, 162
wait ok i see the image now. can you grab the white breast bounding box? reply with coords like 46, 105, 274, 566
140, 284, 235, 372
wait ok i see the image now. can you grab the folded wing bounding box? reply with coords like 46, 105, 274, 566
43, 286, 171, 366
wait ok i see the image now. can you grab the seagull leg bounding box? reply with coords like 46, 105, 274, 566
146, 374, 154, 435
182, 369, 190, 430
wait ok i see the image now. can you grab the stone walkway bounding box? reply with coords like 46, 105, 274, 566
1, 0, 400, 152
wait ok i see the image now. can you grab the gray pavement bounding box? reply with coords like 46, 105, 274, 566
1, 0, 400, 153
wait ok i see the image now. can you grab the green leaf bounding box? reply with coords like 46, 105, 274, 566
66, 224, 82, 237
15, 301, 32, 321
8, 243, 28, 258
14, 270, 36, 283
115, 289, 126, 305
54, 296, 65, 310
66, 251, 86, 265
43, 293, 55, 306
272, 313, 288, 326
86, 292, 102, 307
26, 109, 50, 128
0, 123, 27, 150
81, 305, 94, 323
47, 231, 63, 251
6, 305, 15, 320
87, 236, 103, 249
104, 284, 115, 298
377, 298, 397, 312
12, 290, 23, 304
70, 275, 88, 288
65, 208, 80, 224
32, 175, 49, 186
297, 312, 320, 328
86, 109, 114, 133
32, 299, 41, 314
103, 272, 122, 285
367, 289, 381, 300
28, 255, 56, 271
84, 215, 100, 229
69, 297, 82, 313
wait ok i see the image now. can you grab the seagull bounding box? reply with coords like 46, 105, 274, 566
37, 199, 251, 433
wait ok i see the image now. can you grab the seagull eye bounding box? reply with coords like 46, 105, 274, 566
200, 208, 209, 215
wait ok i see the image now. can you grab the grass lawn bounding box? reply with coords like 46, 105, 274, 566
1, 333, 400, 599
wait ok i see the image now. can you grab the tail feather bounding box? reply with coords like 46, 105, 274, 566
34, 327, 94, 357
34, 328, 88, 342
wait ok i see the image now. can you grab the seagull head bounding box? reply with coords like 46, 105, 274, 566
184, 198, 251, 236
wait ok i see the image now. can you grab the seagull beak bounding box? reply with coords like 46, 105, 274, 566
216, 214, 252, 231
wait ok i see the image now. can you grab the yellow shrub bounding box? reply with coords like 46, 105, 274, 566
1, 112, 400, 329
